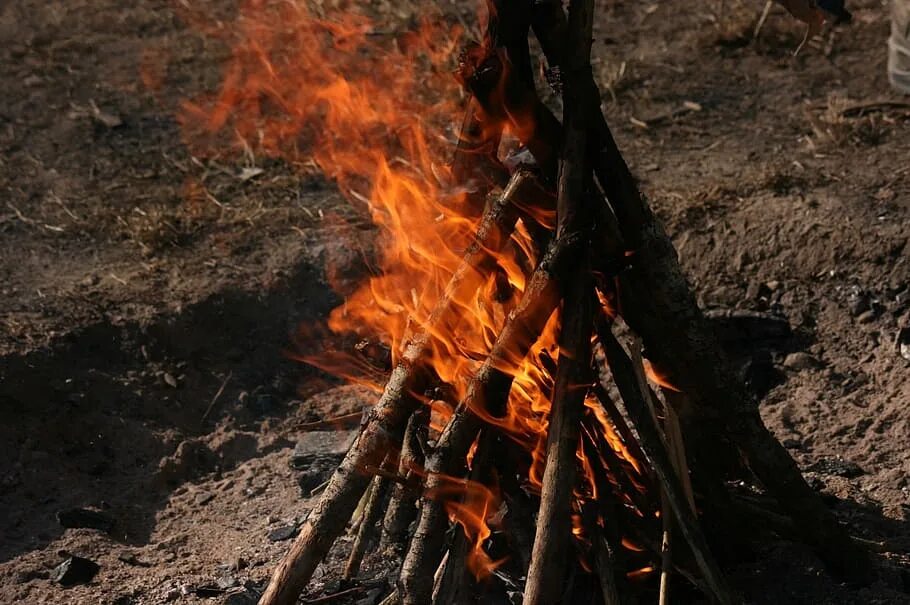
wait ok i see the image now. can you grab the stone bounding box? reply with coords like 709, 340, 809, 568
896, 327, 910, 361
291, 430, 357, 470
808, 457, 864, 479
117, 552, 151, 567
224, 587, 261, 605
856, 309, 877, 324
216, 574, 239, 590
195, 585, 225, 597
56, 508, 115, 533
50, 555, 100, 586
298, 467, 334, 496
267, 524, 298, 542
356, 587, 385, 605
783, 352, 821, 371
848, 292, 871, 316
195, 492, 215, 506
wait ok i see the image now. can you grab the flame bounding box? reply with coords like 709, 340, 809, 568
643, 360, 682, 393
425, 472, 507, 580
621, 537, 646, 552
627, 565, 656, 580
171, 0, 649, 583
584, 394, 644, 476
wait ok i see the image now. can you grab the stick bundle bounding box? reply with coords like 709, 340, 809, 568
259, 1, 870, 604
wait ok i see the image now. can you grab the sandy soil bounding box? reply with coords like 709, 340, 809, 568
1, 0, 908, 603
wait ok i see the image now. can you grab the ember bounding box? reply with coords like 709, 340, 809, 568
180, 1, 872, 604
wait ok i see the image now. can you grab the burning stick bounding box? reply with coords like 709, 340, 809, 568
525, 0, 868, 580
259, 172, 534, 605
399, 235, 567, 605
381, 407, 429, 551
344, 457, 394, 580
595, 321, 734, 605
522, 1, 595, 604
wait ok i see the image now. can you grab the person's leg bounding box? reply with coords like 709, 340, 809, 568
891, 0, 910, 93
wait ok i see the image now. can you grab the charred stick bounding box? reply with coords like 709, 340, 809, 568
595, 320, 735, 605
530, 4, 870, 580
528, 1, 869, 582
433, 429, 497, 605
580, 421, 629, 604
382, 407, 429, 552
626, 337, 694, 605
522, 2, 595, 605
260, 173, 535, 605
594, 535, 623, 605
590, 385, 650, 492
344, 468, 394, 580
399, 235, 571, 605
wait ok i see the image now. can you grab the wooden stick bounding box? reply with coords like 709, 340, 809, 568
344, 456, 394, 580
432, 429, 496, 605
399, 235, 569, 605
522, 2, 595, 604
594, 536, 623, 605
595, 321, 736, 605
381, 407, 429, 551
526, 5, 870, 577
259, 173, 533, 605
200, 370, 232, 426
580, 422, 627, 604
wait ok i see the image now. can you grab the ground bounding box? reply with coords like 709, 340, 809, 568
1, 0, 908, 603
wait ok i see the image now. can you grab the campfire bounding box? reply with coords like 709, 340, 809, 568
182, 1, 870, 604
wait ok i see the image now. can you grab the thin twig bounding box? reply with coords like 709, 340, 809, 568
291, 412, 364, 431
302, 585, 366, 604
753, 1, 773, 41
201, 371, 232, 425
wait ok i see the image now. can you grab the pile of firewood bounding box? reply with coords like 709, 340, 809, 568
258, 1, 870, 604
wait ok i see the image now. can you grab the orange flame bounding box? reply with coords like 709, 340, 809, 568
643, 360, 682, 393
425, 473, 507, 580
172, 0, 647, 582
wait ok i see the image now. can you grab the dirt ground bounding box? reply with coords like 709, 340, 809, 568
1, 0, 908, 603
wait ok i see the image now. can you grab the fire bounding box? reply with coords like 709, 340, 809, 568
643, 360, 682, 393
424, 472, 507, 580
172, 0, 646, 585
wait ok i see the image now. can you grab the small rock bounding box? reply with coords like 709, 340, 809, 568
896, 327, 910, 361
195, 585, 225, 597
808, 457, 864, 479
163, 373, 179, 388
56, 507, 115, 533
356, 587, 385, 605
157, 439, 217, 485
50, 555, 100, 586
291, 430, 357, 470
298, 468, 334, 496
216, 574, 239, 590
856, 310, 877, 324
117, 552, 151, 567
848, 292, 871, 316
195, 492, 215, 506
783, 352, 821, 371
224, 587, 261, 605
163, 587, 181, 602
267, 525, 298, 542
